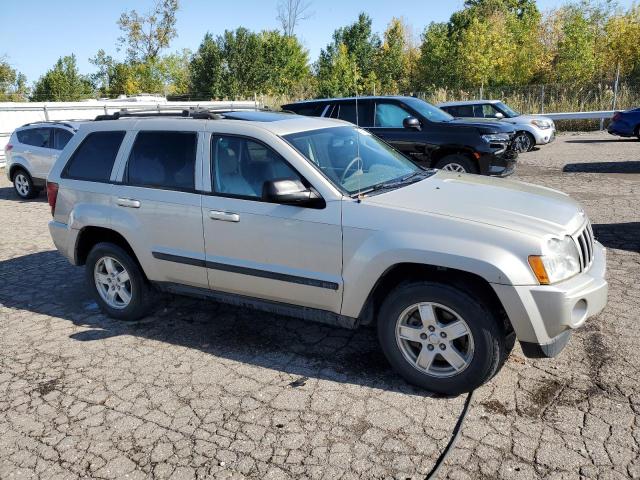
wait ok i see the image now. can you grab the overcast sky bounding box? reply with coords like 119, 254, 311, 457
2, 0, 637, 83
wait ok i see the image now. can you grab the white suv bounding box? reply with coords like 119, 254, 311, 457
5, 121, 80, 198
46, 109, 607, 394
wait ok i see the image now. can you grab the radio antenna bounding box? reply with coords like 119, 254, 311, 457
354, 67, 363, 200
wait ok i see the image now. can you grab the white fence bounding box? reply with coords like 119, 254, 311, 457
0, 99, 260, 166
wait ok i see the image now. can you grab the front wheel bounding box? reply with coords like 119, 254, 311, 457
513, 131, 535, 152
86, 242, 155, 321
377, 282, 508, 395
434, 154, 478, 174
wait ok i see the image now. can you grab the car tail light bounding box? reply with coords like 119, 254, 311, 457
612, 112, 621, 121
47, 182, 59, 216
4, 144, 13, 152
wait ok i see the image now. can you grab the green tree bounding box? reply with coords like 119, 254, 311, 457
117, 0, 179, 63
32, 55, 94, 101
552, 6, 599, 83
0, 59, 28, 101
316, 43, 359, 97
189, 33, 226, 99
415, 22, 456, 89
375, 18, 408, 94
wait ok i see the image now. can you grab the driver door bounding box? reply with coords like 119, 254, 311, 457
201, 134, 343, 313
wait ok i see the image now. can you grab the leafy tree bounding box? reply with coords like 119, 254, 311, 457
0, 59, 28, 101
415, 22, 457, 90
316, 43, 359, 97
117, 0, 179, 63
375, 18, 408, 94
552, 6, 599, 84
190, 33, 226, 99
604, 5, 640, 78
31, 55, 94, 101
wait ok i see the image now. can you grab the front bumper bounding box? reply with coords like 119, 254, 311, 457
482, 147, 518, 177
492, 241, 608, 358
531, 127, 556, 145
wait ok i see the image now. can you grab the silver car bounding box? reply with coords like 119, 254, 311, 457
4, 121, 80, 198
46, 109, 607, 395
438, 100, 555, 153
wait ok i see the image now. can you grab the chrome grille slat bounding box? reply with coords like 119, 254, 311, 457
573, 221, 594, 272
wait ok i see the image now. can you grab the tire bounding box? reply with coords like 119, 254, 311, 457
377, 281, 508, 395
433, 154, 478, 174
12, 168, 38, 199
86, 242, 155, 321
635, 125, 640, 140
513, 131, 535, 153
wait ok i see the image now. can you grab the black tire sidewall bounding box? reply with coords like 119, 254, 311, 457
13, 169, 37, 199
377, 282, 503, 395
85, 242, 151, 321
434, 154, 478, 174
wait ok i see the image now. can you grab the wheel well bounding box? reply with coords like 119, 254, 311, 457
75, 227, 142, 272
359, 263, 513, 334
429, 148, 476, 168
9, 165, 29, 181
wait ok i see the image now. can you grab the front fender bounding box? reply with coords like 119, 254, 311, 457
340, 218, 540, 319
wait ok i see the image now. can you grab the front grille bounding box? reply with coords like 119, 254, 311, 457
574, 222, 594, 271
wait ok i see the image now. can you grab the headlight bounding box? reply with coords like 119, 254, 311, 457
528, 236, 580, 284
482, 133, 510, 143
531, 119, 551, 129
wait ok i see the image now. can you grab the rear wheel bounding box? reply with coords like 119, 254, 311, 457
86, 242, 154, 321
513, 131, 535, 152
434, 154, 478, 174
13, 169, 38, 199
377, 281, 508, 395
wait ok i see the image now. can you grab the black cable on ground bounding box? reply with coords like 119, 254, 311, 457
424, 389, 476, 479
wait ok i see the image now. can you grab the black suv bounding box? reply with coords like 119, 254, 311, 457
282, 96, 518, 176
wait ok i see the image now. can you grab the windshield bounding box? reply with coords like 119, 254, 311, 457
496, 102, 520, 118
283, 126, 421, 195
402, 97, 454, 123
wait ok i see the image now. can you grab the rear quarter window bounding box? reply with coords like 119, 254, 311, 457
62, 131, 126, 182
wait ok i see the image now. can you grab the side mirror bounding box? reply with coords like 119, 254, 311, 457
403, 116, 422, 130
494, 112, 504, 119
262, 179, 325, 208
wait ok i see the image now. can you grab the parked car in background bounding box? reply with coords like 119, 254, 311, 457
608, 107, 640, 139
438, 100, 556, 153
4, 121, 80, 198
47, 109, 607, 394
282, 96, 518, 176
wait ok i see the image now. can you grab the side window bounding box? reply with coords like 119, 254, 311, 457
334, 102, 373, 127
290, 104, 325, 117
53, 129, 73, 150
374, 103, 412, 128
126, 131, 197, 191
481, 104, 500, 118
211, 136, 302, 199
63, 131, 125, 182
17, 128, 52, 148
452, 105, 474, 117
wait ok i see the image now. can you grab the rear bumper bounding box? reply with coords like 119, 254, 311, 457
607, 122, 635, 137
492, 241, 608, 358
48, 220, 78, 265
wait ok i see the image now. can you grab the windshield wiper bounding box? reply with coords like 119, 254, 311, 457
354, 171, 428, 197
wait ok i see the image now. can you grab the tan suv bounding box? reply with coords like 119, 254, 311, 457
46, 109, 608, 394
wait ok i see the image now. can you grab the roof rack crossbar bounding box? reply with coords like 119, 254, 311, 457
94, 105, 270, 121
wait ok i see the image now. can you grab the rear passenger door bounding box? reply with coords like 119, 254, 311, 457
112, 129, 208, 289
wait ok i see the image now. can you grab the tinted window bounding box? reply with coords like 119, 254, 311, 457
448, 105, 474, 117
126, 131, 197, 191
288, 104, 325, 116
17, 128, 52, 148
211, 136, 301, 198
63, 131, 125, 182
53, 129, 73, 150
374, 103, 412, 127
333, 102, 372, 127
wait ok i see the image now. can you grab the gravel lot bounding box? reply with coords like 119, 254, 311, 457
0, 131, 638, 480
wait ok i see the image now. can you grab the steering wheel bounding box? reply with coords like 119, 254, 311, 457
341, 157, 363, 183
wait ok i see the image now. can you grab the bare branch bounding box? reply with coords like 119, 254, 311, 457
277, 0, 313, 37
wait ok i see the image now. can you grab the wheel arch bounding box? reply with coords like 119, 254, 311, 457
74, 226, 148, 279
9, 159, 33, 181
429, 147, 477, 168
357, 262, 514, 335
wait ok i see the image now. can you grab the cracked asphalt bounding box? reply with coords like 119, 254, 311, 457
0, 131, 639, 479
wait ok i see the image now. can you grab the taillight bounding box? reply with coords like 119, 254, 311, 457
613, 112, 621, 121
5, 144, 13, 152
47, 182, 59, 216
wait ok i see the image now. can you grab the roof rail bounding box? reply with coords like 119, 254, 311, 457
94, 105, 270, 121
20, 120, 82, 130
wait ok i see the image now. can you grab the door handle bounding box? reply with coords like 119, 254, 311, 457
116, 198, 141, 208
209, 210, 240, 222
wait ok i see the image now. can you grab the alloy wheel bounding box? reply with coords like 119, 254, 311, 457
513, 133, 532, 153
94, 256, 132, 309
395, 302, 475, 378
441, 163, 467, 173
14, 173, 30, 197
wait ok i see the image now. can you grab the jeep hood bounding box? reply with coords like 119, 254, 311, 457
364, 171, 585, 237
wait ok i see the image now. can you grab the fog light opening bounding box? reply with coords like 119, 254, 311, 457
571, 299, 588, 326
